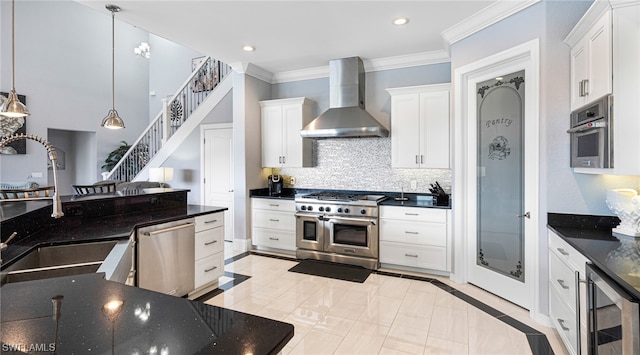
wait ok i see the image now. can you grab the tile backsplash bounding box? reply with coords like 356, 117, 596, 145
276, 138, 451, 193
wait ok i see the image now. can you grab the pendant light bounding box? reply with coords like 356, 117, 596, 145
0, 0, 29, 118
101, 4, 125, 129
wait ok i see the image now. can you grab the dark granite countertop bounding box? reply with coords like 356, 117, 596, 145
547, 213, 640, 300
0, 273, 293, 354
249, 188, 452, 209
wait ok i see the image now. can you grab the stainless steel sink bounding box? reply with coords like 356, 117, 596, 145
1, 241, 118, 285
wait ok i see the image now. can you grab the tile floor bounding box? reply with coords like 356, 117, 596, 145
204, 242, 569, 355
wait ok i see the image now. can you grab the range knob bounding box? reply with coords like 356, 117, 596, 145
319, 206, 324, 212
360, 209, 366, 215
325, 207, 331, 212
301, 205, 307, 211
307, 205, 313, 211
337, 208, 343, 213
344, 208, 350, 214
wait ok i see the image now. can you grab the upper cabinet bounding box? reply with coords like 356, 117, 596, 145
386, 83, 451, 169
566, 1, 640, 175
260, 97, 314, 168
568, 9, 612, 111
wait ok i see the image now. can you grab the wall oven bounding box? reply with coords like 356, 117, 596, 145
586, 263, 639, 354
568, 95, 613, 169
295, 192, 386, 270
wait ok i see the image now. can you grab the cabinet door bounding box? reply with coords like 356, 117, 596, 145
570, 40, 588, 110
419, 90, 450, 168
391, 93, 421, 168
281, 104, 303, 167
261, 105, 283, 167
587, 11, 612, 102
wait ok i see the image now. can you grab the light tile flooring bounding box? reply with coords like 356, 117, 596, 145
205, 243, 569, 355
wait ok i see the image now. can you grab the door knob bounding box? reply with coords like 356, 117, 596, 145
516, 212, 531, 219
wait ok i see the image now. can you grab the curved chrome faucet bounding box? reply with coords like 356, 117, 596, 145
0, 133, 64, 218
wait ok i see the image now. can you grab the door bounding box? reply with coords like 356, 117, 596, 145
202, 124, 234, 242
261, 105, 283, 167
468, 69, 534, 309
390, 93, 421, 168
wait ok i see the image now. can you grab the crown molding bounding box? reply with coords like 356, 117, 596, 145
563, 0, 611, 47
229, 62, 274, 83
441, 0, 541, 50
271, 50, 450, 84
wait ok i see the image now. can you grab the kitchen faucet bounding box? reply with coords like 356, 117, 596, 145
0, 133, 64, 218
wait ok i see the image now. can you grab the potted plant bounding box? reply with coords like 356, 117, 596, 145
102, 141, 132, 172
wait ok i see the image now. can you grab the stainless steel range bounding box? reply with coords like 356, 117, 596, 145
295, 192, 387, 270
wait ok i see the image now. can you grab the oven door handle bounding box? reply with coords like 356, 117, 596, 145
566, 119, 607, 133
325, 216, 377, 225
295, 212, 323, 221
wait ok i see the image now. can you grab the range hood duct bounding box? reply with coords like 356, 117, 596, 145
300, 57, 389, 138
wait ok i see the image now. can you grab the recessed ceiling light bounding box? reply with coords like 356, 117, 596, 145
495, 77, 504, 80
393, 17, 409, 26
243, 45, 255, 52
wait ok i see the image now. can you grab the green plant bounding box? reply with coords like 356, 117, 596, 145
102, 141, 131, 172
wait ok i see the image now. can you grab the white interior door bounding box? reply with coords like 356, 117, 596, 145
202, 124, 234, 242
454, 40, 540, 314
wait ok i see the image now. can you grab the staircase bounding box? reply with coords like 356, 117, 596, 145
105, 57, 232, 182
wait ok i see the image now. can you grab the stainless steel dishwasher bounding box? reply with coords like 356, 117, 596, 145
137, 218, 195, 297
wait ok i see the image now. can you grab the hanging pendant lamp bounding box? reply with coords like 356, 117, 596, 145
101, 4, 125, 129
1, 0, 30, 118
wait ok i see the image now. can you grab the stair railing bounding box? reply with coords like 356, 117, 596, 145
105, 57, 231, 182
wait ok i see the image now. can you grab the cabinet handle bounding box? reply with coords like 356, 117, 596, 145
269, 219, 280, 222
579, 80, 584, 97
204, 266, 218, 273
405, 231, 419, 235
269, 204, 279, 207
283, 156, 286, 164
204, 219, 218, 224
556, 279, 570, 289
583, 79, 589, 96
204, 240, 218, 246
405, 213, 419, 216
415, 155, 419, 164
269, 237, 279, 241
405, 253, 418, 258
557, 319, 570, 331
556, 248, 569, 256
421, 155, 424, 164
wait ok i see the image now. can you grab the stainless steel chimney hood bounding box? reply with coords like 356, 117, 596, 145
301, 57, 389, 138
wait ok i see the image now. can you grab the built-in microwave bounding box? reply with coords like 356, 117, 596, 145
568, 95, 613, 168
586, 263, 639, 354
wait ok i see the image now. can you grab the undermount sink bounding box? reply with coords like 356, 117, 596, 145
1, 240, 129, 285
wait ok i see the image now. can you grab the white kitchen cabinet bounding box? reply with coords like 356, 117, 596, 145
386, 84, 450, 169
251, 198, 296, 252
548, 229, 589, 355
260, 97, 314, 168
379, 206, 451, 272
568, 8, 612, 111
191, 213, 224, 296
567, 1, 640, 175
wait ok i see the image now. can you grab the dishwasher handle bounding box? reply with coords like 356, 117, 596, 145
143, 222, 195, 236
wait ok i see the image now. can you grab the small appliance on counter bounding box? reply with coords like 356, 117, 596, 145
268, 174, 283, 196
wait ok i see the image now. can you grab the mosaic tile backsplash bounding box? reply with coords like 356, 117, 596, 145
275, 138, 451, 194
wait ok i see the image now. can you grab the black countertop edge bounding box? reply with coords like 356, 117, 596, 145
0, 273, 294, 354
249, 188, 452, 209
547, 212, 640, 300
1, 205, 228, 269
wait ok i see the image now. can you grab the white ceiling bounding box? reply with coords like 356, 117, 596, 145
76, 1, 535, 78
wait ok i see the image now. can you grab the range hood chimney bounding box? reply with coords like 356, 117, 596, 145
300, 57, 389, 138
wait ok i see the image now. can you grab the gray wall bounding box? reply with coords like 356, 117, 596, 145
274, 63, 453, 194
0, 1, 149, 187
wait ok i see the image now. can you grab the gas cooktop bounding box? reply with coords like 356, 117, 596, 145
296, 192, 387, 206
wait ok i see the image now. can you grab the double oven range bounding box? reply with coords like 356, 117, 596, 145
295, 192, 387, 270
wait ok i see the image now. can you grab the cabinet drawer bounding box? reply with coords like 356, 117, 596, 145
252, 198, 295, 212
380, 219, 446, 246
380, 206, 447, 223
195, 253, 223, 289
195, 227, 224, 260
549, 230, 588, 272
380, 241, 447, 271
252, 228, 296, 251
549, 251, 579, 314
195, 213, 224, 232
550, 286, 579, 355
253, 209, 296, 231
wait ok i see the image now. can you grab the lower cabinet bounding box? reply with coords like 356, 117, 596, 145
548, 229, 588, 355
251, 198, 296, 252
379, 206, 451, 272
191, 213, 225, 295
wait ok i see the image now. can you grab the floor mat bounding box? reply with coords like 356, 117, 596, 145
288, 259, 371, 283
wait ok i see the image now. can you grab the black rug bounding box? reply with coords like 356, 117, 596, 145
288, 259, 371, 283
